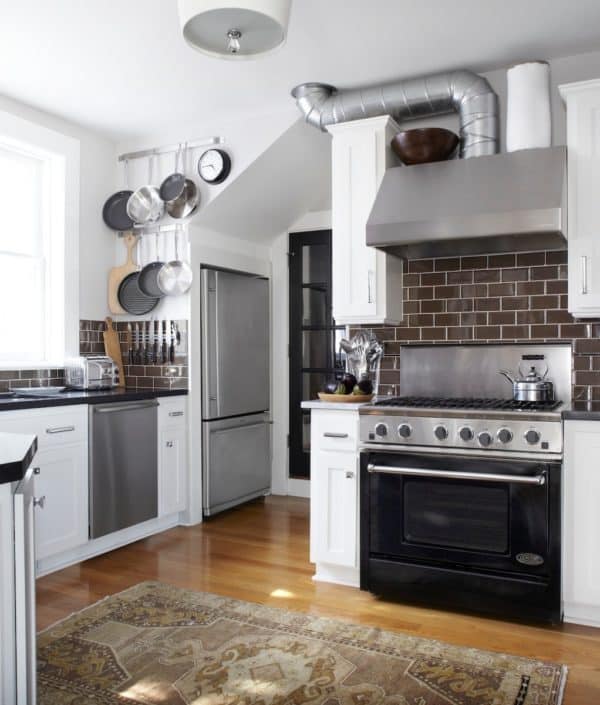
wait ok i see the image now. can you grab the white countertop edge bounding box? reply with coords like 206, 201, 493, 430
301, 400, 371, 410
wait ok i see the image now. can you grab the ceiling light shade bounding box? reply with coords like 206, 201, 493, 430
177, 0, 292, 59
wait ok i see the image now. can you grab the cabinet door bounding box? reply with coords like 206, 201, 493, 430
563, 420, 600, 624
311, 450, 358, 568
33, 444, 88, 561
159, 425, 187, 516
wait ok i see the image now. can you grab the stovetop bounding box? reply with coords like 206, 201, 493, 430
372, 396, 562, 412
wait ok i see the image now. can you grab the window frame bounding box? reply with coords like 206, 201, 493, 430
0, 109, 79, 369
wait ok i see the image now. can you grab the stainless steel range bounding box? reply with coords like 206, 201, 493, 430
359, 343, 570, 624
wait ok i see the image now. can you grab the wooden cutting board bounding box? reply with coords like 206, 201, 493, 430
108, 232, 138, 315
103, 317, 125, 387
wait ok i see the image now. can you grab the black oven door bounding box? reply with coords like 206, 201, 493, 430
361, 449, 561, 577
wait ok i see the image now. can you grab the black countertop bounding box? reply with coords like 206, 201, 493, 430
0, 432, 38, 485
0, 387, 187, 412
562, 402, 600, 421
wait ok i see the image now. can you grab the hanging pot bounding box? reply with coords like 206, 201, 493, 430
499, 363, 554, 402
138, 232, 167, 298
159, 145, 186, 203
157, 226, 193, 295
127, 155, 165, 225
102, 160, 135, 231
165, 144, 200, 219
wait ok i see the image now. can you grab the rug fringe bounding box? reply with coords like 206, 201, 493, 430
555, 664, 569, 705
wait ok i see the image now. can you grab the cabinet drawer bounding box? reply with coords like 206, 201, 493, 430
312, 410, 358, 452
0, 406, 87, 450
158, 396, 187, 427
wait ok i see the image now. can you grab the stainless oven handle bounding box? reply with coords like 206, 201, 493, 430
367, 463, 546, 486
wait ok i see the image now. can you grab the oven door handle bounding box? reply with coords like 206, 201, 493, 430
367, 464, 546, 486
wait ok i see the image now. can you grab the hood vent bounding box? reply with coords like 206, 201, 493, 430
366, 146, 567, 259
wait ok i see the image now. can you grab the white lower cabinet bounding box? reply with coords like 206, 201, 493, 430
563, 419, 600, 626
158, 396, 188, 517
33, 443, 88, 561
308, 407, 360, 586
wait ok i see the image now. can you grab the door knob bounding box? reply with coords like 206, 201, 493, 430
345, 471, 355, 479
166, 441, 174, 448
33, 496, 46, 509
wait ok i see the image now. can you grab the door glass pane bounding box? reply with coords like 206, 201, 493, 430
302, 372, 330, 401
302, 330, 333, 369
404, 480, 509, 553
302, 244, 329, 284
302, 286, 328, 326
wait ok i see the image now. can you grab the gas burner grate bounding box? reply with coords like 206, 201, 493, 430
373, 396, 562, 412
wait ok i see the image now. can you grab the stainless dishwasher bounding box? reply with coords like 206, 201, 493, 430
89, 400, 158, 538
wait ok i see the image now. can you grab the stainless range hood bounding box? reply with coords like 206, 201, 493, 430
366, 146, 567, 259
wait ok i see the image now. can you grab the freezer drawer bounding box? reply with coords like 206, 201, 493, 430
89, 400, 158, 539
203, 413, 271, 516
201, 268, 270, 420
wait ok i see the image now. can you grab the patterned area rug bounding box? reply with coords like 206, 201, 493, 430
38, 581, 567, 705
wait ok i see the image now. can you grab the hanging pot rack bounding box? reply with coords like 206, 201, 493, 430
118, 135, 222, 163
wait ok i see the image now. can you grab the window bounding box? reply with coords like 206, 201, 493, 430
0, 110, 79, 367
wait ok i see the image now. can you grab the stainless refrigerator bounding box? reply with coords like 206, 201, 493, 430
201, 267, 271, 516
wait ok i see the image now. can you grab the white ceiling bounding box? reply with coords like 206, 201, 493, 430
2, 0, 600, 140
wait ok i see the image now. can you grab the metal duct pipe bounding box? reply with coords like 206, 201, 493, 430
291, 70, 499, 158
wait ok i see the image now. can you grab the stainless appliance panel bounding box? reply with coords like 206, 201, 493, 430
399, 344, 572, 404
201, 268, 270, 420
203, 413, 271, 516
89, 401, 158, 539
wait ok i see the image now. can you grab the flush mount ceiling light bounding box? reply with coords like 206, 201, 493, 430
177, 0, 292, 59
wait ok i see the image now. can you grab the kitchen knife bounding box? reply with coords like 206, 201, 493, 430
153, 319, 159, 364
162, 319, 169, 364
169, 321, 176, 364
127, 322, 133, 365
133, 323, 140, 364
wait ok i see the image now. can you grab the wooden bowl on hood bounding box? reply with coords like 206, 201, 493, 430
391, 128, 459, 165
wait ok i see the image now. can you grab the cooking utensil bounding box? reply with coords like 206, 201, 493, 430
127, 155, 165, 225
162, 319, 169, 363
391, 128, 459, 165
138, 232, 167, 298
153, 319, 159, 363
499, 361, 554, 402
160, 145, 186, 203
126, 323, 133, 365
169, 321, 176, 363
165, 144, 200, 219
117, 273, 159, 316
103, 317, 125, 387
102, 161, 135, 231
108, 233, 139, 315
157, 227, 193, 295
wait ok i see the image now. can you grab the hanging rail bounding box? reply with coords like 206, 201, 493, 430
118, 136, 223, 163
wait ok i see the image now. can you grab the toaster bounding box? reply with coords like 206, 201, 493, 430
65, 356, 118, 390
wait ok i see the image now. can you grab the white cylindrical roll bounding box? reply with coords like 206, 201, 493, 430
506, 61, 552, 152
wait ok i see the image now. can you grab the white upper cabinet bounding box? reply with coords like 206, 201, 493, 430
328, 116, 404, 325
560, 79, 600, 316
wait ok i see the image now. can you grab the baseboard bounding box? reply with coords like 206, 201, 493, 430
313, 562, 360, 588
288, 478, 310, 498
564, 601, 600, 628
36, 514, 181, 577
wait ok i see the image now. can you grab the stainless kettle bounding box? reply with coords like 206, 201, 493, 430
499, 363, 554, 402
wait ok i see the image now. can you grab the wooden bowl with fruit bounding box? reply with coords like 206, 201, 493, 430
318, 373, 375, 403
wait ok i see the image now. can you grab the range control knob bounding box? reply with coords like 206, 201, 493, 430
398, 423, 412, 439
375, 422, 388, 438
434, 425, 448, 441
497, 427, 513, 444
478, 431, 493, 447
524, 429, 541, 445
459, 426, 474, 442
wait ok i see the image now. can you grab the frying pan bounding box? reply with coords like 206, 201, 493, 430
160, 145, 186, 203
138, 232, 167, 298
127, 155, 165, 225
157, 227, 193, 295
117, 273, 159, 315
102, 160, 134, 231
165, 145, 200, 219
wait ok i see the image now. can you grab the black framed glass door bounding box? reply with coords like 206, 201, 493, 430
288, 230, 344, 479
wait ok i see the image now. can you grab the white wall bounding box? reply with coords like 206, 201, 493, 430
0, 94, 117, 323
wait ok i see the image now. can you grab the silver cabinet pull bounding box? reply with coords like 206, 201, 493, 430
345, 471, 355, 479
323, 432, 349, 438
581, 255, 588, 295
33, 467, 41, 475
94, 401, 159, 414
367, 463, 546, 485
367, 269, 375, 304
166, 441, 174, 448
46, 425, 75, 434
168, 411, 184, 417
33, 496, 46, 509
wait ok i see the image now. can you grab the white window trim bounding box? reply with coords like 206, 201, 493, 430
0, 109, 79, 370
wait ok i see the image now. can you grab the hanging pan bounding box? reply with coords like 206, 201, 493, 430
102, 160, 134, 231
158, 226, 193, 295
138, 232, 167, 298
159, 145, 186, 203
117, 237, 159, 315
127, 155, 165, 225
165, 144, 200, 219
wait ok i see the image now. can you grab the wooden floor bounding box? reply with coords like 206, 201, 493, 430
37, 496, 600, 704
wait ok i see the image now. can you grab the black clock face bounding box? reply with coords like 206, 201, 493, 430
198, 149, 231, 184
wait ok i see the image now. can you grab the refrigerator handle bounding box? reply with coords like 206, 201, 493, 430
201, 269, 220, 417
